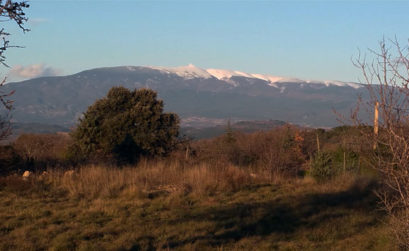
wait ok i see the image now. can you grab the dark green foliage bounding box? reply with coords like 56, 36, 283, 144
70, 87, 179, 163
310, 148, 360, 182
0, 145, 23, 175
331, 148, 360, 171
310, 152, 336, 182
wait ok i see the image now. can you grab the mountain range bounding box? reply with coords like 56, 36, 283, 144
3, 64, 367, 128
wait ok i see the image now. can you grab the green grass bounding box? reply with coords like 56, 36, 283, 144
0, 174, 394, 250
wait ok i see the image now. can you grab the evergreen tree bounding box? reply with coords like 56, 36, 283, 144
70, 87, 179, 163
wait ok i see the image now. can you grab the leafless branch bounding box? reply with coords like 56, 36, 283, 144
354, 38, 409, 248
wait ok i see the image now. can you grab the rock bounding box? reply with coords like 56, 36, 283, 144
22, 170, 31, 179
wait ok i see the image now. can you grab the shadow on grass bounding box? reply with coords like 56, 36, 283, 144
149, 178, 383, 249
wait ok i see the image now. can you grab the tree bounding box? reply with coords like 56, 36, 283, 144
70, 87, 180, 164
0, 1, 29, 141
353, 38, 409, 248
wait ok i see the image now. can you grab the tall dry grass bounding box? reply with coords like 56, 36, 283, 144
43, 160, 270, 199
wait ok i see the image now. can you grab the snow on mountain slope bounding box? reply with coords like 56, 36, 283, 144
150, 64, 212, 79
322, 80, 362, 89
206, 69, 254, 80
147, 64, 363, 89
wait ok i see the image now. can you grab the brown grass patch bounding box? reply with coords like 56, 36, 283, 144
41, 160, 270, 199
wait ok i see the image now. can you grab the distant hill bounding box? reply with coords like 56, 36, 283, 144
182, 120, 288, 139
4, 64, 368, 128
12, 123, 69, 135
8, 120, 286, 140
2, 123, 69, 143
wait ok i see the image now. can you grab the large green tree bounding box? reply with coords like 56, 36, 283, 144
71, 87, 180, 163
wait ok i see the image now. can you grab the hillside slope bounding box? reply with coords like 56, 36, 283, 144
4, 65, 366, 127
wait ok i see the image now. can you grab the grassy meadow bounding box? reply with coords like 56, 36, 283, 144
0, 126, 397, 250
0, 162, 394, 250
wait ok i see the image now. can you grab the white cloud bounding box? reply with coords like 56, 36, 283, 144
28, 18, 49, 26
8, 64, 62, 81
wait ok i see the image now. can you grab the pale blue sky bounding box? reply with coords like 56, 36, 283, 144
4, 0, 409, 82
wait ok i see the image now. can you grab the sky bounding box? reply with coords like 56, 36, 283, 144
3, 0, 409, 82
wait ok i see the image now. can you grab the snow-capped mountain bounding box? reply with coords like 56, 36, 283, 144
147, 64, 362, 89
4, 65, 367, 128
150, 64, 213, 79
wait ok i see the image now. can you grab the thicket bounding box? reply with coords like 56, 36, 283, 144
0, 123, 367, 182
13, 132, 72, 168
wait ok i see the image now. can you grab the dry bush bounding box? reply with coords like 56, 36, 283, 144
192, 125, 306, 180
251, 125, 305, 179
13, 133, 72, 167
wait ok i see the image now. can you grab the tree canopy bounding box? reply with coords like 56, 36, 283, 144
71, 87, 180, 163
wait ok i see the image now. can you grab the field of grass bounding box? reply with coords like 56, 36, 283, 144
0, 162, 394, 250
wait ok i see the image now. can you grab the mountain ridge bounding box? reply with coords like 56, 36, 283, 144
3, 65, 367, 128
130, 64, 362, 89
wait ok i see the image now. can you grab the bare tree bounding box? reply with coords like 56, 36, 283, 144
0, 0, 29, 141
354, 38, 409, 248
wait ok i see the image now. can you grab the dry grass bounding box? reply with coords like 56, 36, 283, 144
42, 160, 269, 200
0, 165, 393, 250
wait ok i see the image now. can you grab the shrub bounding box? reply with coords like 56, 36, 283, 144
0, 145, 23, 175
310, 145, 362, 182
310, 152, 336, 182
70, 87, 180, 164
